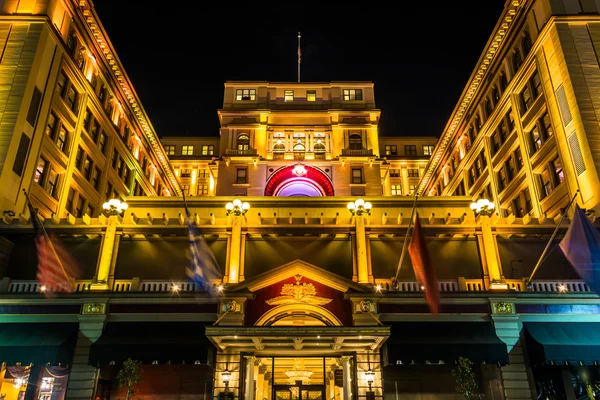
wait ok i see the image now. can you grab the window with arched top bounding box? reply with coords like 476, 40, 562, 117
522, 31, 532, 56
484, 97, 493, 117
273, 143, 285, 153
499, 71, 508, 92
237, 134, 250, 151
314, 142, 326, 154
512, 49, 523, 73
293, 143, 305, 152
348, 134, 362, 150
492, 86, 500, 104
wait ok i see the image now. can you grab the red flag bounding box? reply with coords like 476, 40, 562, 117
408, 213, 440, 313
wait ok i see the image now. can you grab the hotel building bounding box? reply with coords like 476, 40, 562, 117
0, 2, 599, 400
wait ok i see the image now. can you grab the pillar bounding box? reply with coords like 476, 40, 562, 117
256, 365, 266, 400
479, 215, 503, 283
263, 371, 272, 400
92, 216, 118, 290
228, 215, 243, 283
355, 216, 369, 284
341, 356, 352, 400
244, 356, 256, 400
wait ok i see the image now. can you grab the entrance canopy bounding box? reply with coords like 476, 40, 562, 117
205, 326, 390, 354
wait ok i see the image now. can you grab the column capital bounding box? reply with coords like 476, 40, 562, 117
340, 355, 353, 362
244, 355, 257, 363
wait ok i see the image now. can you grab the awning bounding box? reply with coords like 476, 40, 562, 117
0, 323, 78, 366
88, 322, 214, 366
384, 322, 509, 365
524, 322, 600, 366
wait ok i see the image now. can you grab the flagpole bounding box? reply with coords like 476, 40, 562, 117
394, 194, 419, 288
22, 189, 71, 285
525, 189, 579, 286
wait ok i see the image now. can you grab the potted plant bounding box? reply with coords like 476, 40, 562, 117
117, 359, 142, 400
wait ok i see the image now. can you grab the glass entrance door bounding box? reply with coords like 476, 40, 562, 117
273, 385, 324, 400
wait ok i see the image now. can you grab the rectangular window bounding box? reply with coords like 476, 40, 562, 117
182, 184, 190, 196
82, 156, 91, 179
390, 169, 400, 178
46, 169, 58, 198
13, 133, 31, 177
391, 184, 402, 195
164, 145, 175, 155
529, 125, 542, 153
498, 167, 509, 191
423, 145, 434, 156
75, 195, 84, 218
524, 188, 533, 214
409, 184, 416, 195
384, 145, 397, 156
284, 90, 294, 102
408, 169, 419, 178
180, 169, 191, 178
520, 85, 533, 113
85, 204, 95, 218
351, 168, 363, 184
66, 187, 75, 214
553, 157, 564, 185
404, 145, 417, 156
236, 89, 256, 101
26, 86, 42, 126
197, 184, 209, 196
34, 158, 47, 184
56, 126, 68, 154
181, 145, 194, 156
306, 90, 316, 102
343, 89, 363, 101
45, 112, 58, 137
202, 145, 214, 156
91, 167, 100, 189
198, 169, 209, 178
56, 71, 67, 97
236, 168, 247, 184
75, 147, 83, 171
531, 71, 542, 99
98, 132, 107, 153
540, 169, 552, 198
65, 85, 78, 112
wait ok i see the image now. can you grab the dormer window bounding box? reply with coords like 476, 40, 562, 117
236, 89, 256, 101
237, 134, 250, 150
343, 89, 362, 101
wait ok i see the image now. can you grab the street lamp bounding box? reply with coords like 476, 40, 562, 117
347, 198, 372, 216
365, 369, 375, 391
225, 199, 250, 216
222, 368, 231, 392
470, 198, 495, 217
102, 198, 128, 216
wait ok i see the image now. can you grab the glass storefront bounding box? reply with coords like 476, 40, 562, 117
0, 366, 69, 400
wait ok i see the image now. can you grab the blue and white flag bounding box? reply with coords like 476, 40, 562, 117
559, 205, 600, 294
184, 203, 221, 294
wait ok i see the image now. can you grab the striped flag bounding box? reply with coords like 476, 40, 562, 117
27, 199, 78, 293
184, 203, 221, 294
408, 213, 440, 314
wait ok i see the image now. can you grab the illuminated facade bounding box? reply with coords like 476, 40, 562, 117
0, 2, 600, 400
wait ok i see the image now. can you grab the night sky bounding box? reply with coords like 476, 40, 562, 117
94, 2, 505, 139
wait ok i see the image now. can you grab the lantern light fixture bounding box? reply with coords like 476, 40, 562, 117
470, 198, 495, 216
226, 199, 250, 216
102, 198, 128, 216
347, 198, 372, 216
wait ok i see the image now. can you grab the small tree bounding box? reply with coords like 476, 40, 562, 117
117, 358, 142, 400
452, 357, 484, 400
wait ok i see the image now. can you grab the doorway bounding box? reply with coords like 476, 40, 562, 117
273, 384, 324, 400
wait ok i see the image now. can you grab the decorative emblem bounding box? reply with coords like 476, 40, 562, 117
266, 275, 331, 306
292, 163, 307, 176
83, 303, 106, 315
492, 302, 513, 314
359, 300, 372, 313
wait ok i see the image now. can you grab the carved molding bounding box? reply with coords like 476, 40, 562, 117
492, 302, 514, 314
82, 303, 106, 315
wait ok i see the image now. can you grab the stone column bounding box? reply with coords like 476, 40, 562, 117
256, 364, 267, 400
263, 371, 272, 400
341, 356, 352, 400
92, 216, 118, 291
355, 216, 369, 284
479, 215, 503, 283
244, 356, 256, 400
228, 215, 243, 283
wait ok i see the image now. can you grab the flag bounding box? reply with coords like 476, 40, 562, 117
27, 200, 78, 293
559, 205, 600, 294
184, 206, 221, 294
408, 213, 440, 313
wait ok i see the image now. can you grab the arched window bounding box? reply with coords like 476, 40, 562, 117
348, 134, 362, 150
492, 86, 500, 104
512, 49, 523, 73
499, 71, 508, 92
522, 31, 532, 56
293, 143, 305, 152
314, 142, 326, 153
484, 97, 493, 117
273, 143, 285, 153
237, 134, 250, 151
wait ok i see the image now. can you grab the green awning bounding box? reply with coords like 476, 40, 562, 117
89, 322, 213, 366
0, 323, 78, 366
384, 322, 509, 365
524, 322, 600, 365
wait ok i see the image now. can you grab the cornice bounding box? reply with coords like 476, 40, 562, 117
74, 0, 182, 196
417, 0, 524, 195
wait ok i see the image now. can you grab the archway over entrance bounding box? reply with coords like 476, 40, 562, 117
255, 303, 343, 327
265, 165, 334, 197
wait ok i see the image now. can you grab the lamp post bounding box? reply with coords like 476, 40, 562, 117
226, 199, 249, 284
470, 198, 495, 217
348, 199, 372, 284
470, 199, 506, 289
225, 198, 250, 216
93, 199, 128, 290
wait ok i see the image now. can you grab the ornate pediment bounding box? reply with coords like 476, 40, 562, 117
266, 274, 332, 306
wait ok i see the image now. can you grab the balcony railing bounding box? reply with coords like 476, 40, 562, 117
225, 149, 257, 156
1, 278, 593, 295
341, 149, 373, 156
